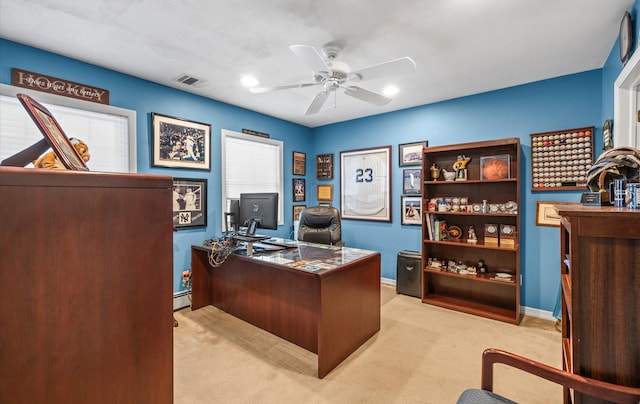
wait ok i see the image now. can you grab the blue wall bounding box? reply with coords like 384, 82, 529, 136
0, 39, 313, 293
1, 0, 635, 314
312, 71, 602, 312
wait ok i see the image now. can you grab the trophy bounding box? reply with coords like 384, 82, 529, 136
430, 163, 441, 181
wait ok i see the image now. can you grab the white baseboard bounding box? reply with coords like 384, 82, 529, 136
521, 306, 556, 321
381, 277, 396, 287
173, 290, 191, 311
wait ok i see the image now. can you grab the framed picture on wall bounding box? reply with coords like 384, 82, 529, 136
316, 153, 334, 179
152, 113, 211, 170
293, 178, 306, 202
401, 195, 422, 225
317, 184, 333, 201
399, 141, 428, 166
173, 177, 207, 229
293, 205, 306, 221
340, 146, 392, 222
535, 201, 580, 227
293, 151, 306, 175
402, 168, 422, 194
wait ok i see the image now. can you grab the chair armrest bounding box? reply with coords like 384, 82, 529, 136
481, 348, 640, 404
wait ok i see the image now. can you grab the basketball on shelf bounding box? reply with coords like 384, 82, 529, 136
482, 158, 509, 180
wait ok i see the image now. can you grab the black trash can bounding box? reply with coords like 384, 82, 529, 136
396, 250, 421, 298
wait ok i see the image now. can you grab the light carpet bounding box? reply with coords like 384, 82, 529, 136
173, 285, 561, 403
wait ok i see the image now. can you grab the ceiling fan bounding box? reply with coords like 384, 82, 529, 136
249, 42, 416, 115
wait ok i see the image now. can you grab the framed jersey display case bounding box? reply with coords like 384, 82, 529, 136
340, 146, 391, 222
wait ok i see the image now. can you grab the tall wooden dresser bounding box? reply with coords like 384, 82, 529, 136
557, 205, 639, 403
0, 167, 174, 404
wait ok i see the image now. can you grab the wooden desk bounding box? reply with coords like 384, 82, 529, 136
191, 242, 381, 378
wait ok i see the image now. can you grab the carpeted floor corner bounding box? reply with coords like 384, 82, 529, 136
173, 284, 561, 403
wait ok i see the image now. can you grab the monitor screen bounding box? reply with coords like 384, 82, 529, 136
239, 192, 278, 231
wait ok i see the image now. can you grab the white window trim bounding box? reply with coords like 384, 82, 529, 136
0, 83, 137, 172
220, 129, 284, 231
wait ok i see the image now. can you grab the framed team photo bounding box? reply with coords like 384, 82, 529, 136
340, 146, 392, 222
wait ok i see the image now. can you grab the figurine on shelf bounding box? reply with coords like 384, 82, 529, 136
453, 155, 471, 181
467, 225, 478, 244
477, 259, 487, 273
430, 163, 441, 181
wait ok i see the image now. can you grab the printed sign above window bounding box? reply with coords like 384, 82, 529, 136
11, 68, 110, 105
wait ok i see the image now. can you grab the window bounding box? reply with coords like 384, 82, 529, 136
221, 129, 283, 230
0, 84, 136, 172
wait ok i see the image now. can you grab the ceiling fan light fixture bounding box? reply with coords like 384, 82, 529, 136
241, 75, 260, 87
383, 85, 399, 97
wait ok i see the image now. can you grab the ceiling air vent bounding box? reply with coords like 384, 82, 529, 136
172, 73, 208, 88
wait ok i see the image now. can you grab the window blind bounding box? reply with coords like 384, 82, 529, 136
0, 85, 135, 173
221, 129, 283, 229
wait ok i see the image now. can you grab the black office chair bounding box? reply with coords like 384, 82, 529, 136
297, 206, 343, 246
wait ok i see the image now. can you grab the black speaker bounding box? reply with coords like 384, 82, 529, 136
396, 250, 421, 298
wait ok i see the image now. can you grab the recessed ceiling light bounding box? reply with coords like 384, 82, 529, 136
241, 76, 260, 87
383, 85, 399, 97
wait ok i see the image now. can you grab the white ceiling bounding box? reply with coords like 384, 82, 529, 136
0, 0, 634, 128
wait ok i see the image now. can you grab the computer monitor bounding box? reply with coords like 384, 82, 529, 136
239, 192, 278, 233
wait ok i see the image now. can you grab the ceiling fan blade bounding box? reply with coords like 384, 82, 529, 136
305, 91, 330, 115
344, 86, 391, 106
249, 82, 319, 94
349, 57, 416, 81
290, 45, 330, 75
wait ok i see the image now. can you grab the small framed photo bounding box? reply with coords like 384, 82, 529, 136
317, 184, 333, 201
293, 178, 306, 202
399, 141, 428, 166
536, 201, 580, 227
152, 113, 211, 170
401, 196, 422, 225
480, 154, 510, 180
403, 168, 422, 194
316, 153, 334, 179
293, 151, 306, 176
293, 205, 306, 222
173, 177, 207, 229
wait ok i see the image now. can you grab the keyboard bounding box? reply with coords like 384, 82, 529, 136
262, 238, 298, 248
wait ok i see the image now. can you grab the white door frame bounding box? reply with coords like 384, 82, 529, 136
614, 48, 640, 148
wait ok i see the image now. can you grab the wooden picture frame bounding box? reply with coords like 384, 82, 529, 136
173, 177, 207, 229
293, 178, 306, 202
152, 113, 211, 170
293, 151, 306, 175
403, 168, 422, 194
340, 146, 392, 222
401, 196, 422, 225
399, 141, 428, 166
15, 93, 88, 170
293, 205, 306, 222
317, 184, 333, 201
535, 201, 579, 227
316, 153, 334, 179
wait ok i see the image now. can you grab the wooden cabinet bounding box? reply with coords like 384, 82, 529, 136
557, 205, 640, 403
0, 167, 174, 404
421, 138, 521, 324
